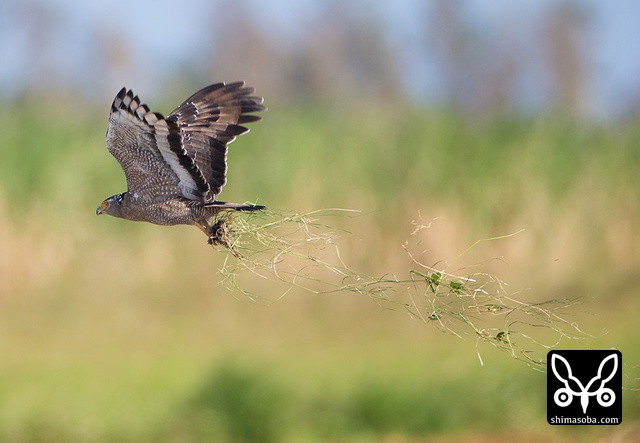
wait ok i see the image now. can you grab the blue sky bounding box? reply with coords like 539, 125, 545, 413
1, 0, 640, 118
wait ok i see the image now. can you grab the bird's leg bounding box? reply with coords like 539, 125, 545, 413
197, 218, 242, 259
193, 220, 213, 240
193, 219, 221, 246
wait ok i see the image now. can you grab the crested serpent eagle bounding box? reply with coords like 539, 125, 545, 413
96, 82, 265, 245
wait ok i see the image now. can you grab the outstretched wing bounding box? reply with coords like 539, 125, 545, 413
165, 82, 265, 202
106, 88, 185, 203
106, 82, 264, 203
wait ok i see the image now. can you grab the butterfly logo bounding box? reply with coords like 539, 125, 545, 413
551, 352, 618, 414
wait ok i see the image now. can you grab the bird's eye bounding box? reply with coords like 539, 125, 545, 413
102, 201, 110, 210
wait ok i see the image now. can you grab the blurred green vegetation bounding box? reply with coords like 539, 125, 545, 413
0, 99, 639, 442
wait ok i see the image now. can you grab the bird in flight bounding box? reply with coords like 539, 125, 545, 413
97, 82, 265, 245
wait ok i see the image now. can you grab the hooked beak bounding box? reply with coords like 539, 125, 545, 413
96, 201, 107, 215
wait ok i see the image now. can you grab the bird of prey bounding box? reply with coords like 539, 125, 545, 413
96, 82, 265, 244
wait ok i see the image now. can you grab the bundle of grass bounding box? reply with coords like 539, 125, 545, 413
210, 209, 585, 369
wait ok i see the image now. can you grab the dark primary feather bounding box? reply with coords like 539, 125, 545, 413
166, 82, 265, 201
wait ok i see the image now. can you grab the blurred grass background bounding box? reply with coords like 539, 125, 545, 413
1, 1, 640, 442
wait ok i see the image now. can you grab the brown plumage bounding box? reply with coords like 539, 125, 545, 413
96, 82, 265, 242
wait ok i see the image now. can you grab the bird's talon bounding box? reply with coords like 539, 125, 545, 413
206, 219, 242, 258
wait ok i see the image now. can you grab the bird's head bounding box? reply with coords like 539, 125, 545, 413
96, 193, 126, 217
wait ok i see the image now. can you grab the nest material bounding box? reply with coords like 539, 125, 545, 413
208, 219, 241, 258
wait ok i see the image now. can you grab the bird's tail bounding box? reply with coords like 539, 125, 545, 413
205, 201, 265, 212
